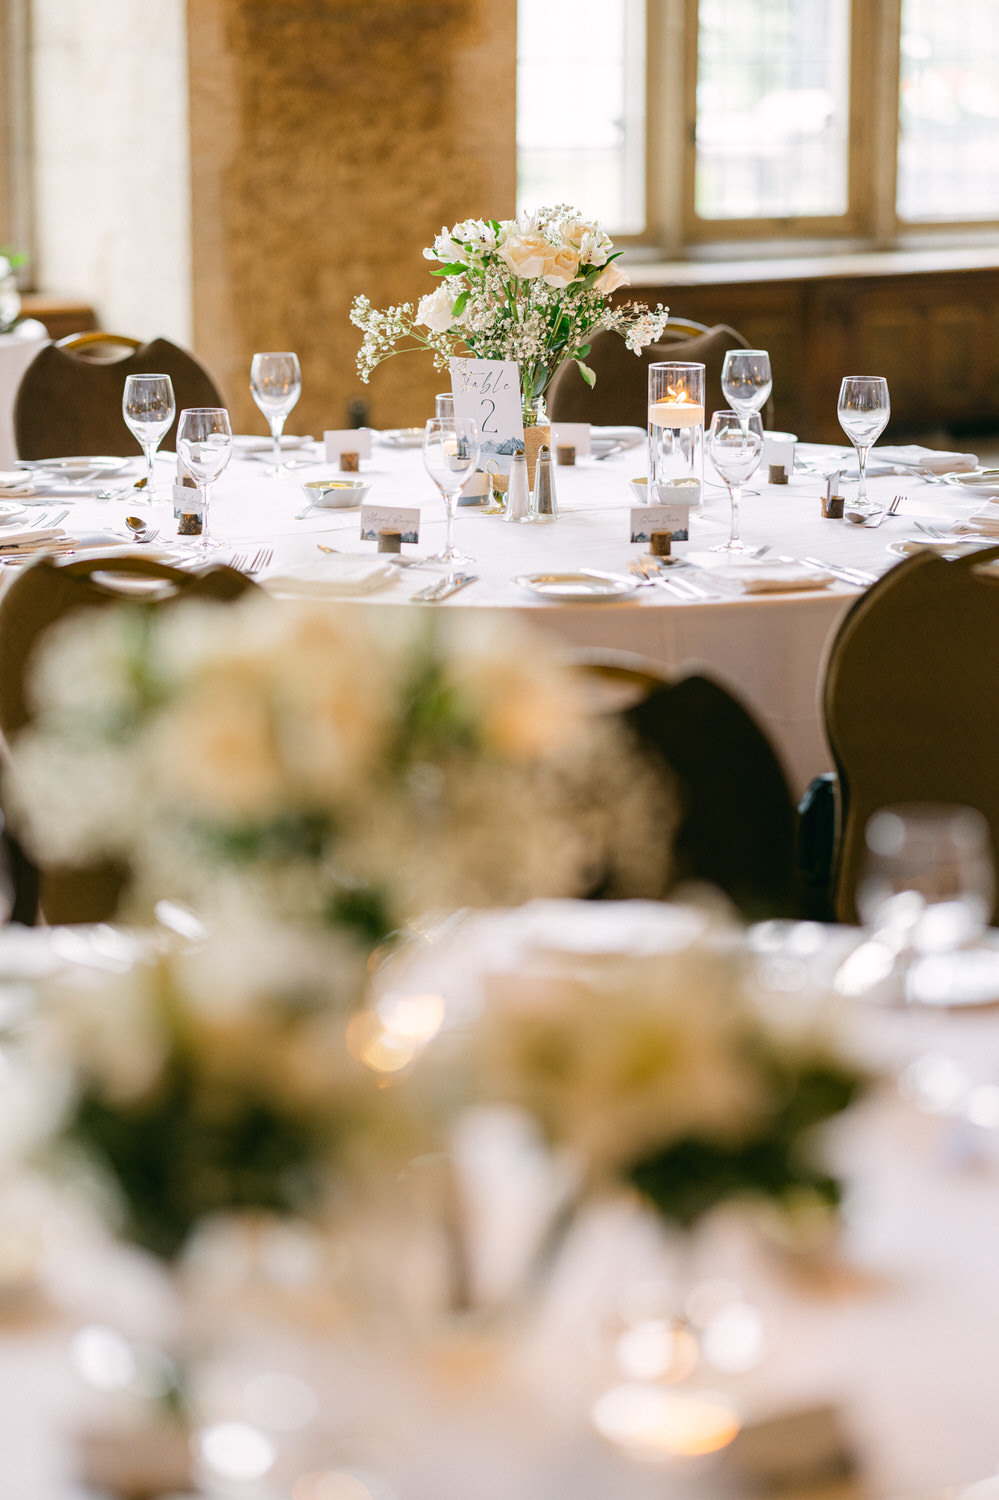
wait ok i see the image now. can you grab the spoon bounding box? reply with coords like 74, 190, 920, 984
124, 516, 159, 544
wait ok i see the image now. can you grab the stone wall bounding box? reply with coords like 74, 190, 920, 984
188, 0, 517, 434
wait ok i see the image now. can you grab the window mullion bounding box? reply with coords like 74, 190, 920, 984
857, 0, 902, 246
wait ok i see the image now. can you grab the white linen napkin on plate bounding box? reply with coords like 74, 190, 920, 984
874, 444, 978, 474
592, 425, 646, 449
267, 556, 400, 597
0, 482, 91, 499
707, 561, 835, 593
952, 501, 999, 535
0, 527, 75, 553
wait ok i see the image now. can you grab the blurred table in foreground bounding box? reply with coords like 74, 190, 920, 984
2, 911, 999, 1498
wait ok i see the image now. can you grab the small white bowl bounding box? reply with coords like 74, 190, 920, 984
300, 477, 370, 509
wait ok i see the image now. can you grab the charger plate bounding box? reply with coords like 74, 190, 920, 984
514, 570, 638, 601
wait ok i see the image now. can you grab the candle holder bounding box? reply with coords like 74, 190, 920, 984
648, 362, 705, 510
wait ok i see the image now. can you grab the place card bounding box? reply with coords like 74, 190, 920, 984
631, 503, 691, 544
449, 357, 523, 471
550, 421, 591, 457
360, 503, 420, 545
763, 430, 796, 478
325, 429, 373, 462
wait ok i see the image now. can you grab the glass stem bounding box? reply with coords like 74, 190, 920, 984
198, 479, 211, 550
442, 490, 456, 562
856, 443, 870, 505
270, 416, 285, 471
143, 442, 157, 497
728, 483, 742, 545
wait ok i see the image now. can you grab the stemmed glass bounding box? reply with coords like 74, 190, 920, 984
422, 416, 480, 572
720, 350, 772, 439
708, 410, 763, 553
176, 408, 233, 551
837, 376, 890, 515
122, 374, 175, 500
250, 352, 302, 475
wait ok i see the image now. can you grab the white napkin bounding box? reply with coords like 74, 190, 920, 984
875, 444, 978, 474
952, 501, 999, 535
0, 482, 89, 499
708, 561, 835, 593
267, 556, 400, 597
592, 425, 646, 449
0, 527, 72, 552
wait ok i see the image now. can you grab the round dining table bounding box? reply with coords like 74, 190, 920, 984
1, 435, 989, 794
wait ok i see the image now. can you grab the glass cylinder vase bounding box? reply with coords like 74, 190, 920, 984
522, 393, 551, 493
648, 362, 705, 510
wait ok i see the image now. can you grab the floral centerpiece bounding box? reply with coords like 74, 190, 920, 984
351, 205, 669, 419
8, 595, 670, 1259
0, 248, 24, 332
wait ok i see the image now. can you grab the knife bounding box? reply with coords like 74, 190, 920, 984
802, 556, 877, 586
412, 573, 478, 602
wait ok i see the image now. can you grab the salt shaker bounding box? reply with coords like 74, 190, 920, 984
504, 451, 531, 523
532, 445, 558, 522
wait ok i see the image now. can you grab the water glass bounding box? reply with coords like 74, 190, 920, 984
648, 362, 705, 509
422, 417, 480, 572
176, 407, 233, 550
857, 804, 994, 957
837, 376, 890, 514
122, 373, 176, 500
707, 410, 763, 552
720, 350, 772, 436
250, 352, 302, 474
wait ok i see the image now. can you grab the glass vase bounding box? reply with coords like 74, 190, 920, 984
522, 393, 551, 492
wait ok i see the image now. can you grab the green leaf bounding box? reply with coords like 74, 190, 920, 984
575, 344, 591, 358
437, 262, 468, 278
451, 289, 469, 318
575, 360, 596, 388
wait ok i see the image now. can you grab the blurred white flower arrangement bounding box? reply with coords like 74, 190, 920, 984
7, 596, 673, 1258
350, 204, 669, 409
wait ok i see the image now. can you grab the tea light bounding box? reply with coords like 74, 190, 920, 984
592, 1384, 741, 1459
649, 400, 705, 430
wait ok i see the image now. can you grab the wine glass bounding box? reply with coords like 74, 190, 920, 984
176, 408, 233, 551
837, 376, 890, 515
720, 350, 772, 439
422, 416, 480, 572
857, 804, 994, 959
707, 410, 763, 553
250, 352, 302, 475
122, 374, 175, 500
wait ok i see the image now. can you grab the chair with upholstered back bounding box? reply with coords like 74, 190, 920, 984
577, 652, 798, 919
547, 318, 770, 428
0, 553, 260, 923
14, 333, 223, 460
823, 546, 999, 923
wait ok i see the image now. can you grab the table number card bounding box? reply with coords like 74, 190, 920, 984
630, 502, 691, 544
449, 358, 523, 472
360, 503, 420, 544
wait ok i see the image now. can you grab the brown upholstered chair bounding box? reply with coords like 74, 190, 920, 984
0, 553, 259, 923
576, 651, 797, 919
14, 333, 224, 460
547, 318, 769, 428
823, 546, 999, 923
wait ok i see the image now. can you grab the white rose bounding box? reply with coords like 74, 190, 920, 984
416, 284, 463, 333
594, 261, 630, 294
542, 246, 580, 287
498, 232, 554, 280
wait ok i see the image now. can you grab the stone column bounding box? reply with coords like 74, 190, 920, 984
188, 0, 517, 433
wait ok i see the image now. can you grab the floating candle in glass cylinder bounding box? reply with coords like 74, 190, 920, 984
648, 362, 705, 510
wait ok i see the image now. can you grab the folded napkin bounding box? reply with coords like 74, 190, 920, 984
875, 444, 978, 474
0, 482, 89, 499
0, 527, 73, 553
592, 425, 646, 449
952, 501, 999, 535
266, 556, 400, 597
708, 561, 835, 593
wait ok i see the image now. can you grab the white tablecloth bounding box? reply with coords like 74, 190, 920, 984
5, 911, 999, 1498
8, 438, 989, 793
0, 332, 49, 467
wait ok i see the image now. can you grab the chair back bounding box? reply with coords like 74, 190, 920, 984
14, 335, 223, 459
547, 320, 761, 428
576, 653, 797, 918
824, 546, 999, 921
0, 553, 259, 924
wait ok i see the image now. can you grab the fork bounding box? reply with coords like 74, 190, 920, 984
247, 547, 273, 573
